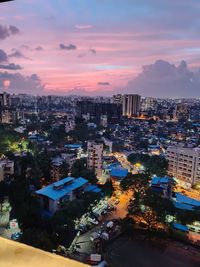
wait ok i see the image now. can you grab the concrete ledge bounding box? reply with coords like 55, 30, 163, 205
0, 237, 89, 267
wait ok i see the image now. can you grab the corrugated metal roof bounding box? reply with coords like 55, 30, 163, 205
35, 177, 88, 200
175, 192, 200, 207
172, 223, 188, 232
151, 176, 171, 185
111, 168, 128, 178
84, 185, 101, 193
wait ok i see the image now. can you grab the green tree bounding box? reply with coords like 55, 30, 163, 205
71, 158, 97, 184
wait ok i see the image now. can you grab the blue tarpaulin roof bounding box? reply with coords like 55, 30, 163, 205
151, 176, 172, 185
172, 223, 188, 232
173, 202, 194, 211
111, 168, 128, 179
35, 177, 88, 200
84, 184, 102, 193
64, 144, 82, 149
175, 192, 200, 207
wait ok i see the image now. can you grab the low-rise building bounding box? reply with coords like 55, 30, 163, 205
35, 177, 89, 214
150, 176, 173, 198
0, 159, 14, 181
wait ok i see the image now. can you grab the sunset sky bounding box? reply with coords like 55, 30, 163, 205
0, 0, 200, 97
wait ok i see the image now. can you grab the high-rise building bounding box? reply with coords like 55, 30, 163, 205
77, 101, 122, 123
167, 146, 200, 187
122, 94, 141, 117
0, 92, 11, 107
0, 92, 11, 124
87, 141, 103, 177
173, 103, 189, 122
112, 94, 123, 104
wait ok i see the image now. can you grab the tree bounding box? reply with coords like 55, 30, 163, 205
120, 172, 150, 193
0, 181, 7, 212
71, 158, 97, 184
127, 153, 168, 176
21, 228, 54, 252
60, 162, 69, 179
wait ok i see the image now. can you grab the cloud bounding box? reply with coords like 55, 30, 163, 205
125, 60, 200, 98
0, 63, 22, 70
75, 24, 93, 30
0, 49, 8, 63
9, 25, 20, 35
0, 72, 44, 94
98, 82, 110, 86
89, 48, 96, 54
59, 43, 77, 50
77, 54, 86, 58
35, 46, 43, 51
62, 87, 111, 96
9, 49, 30, 60
0, 24, 20, 40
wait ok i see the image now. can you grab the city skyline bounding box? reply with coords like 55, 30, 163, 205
1, 1, 200, 97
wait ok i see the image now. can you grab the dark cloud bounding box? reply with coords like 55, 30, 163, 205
59, 43, 77, 50
0, 24, 20, 40
35, 46, 43, 51
64, 87, 111, 96
0, 49, 8, 63
98, 82, 110, 86
0, 63, 22, 70
89, 48, 96, 54
0, 72, 44, 94
9, 25, 20, 35
126, 60, 200, 98
9, 49, 30, 60
77, 54, 86, 58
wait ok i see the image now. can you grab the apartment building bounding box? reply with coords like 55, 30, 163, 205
87, 141, 103, 177
122, 94, 141, 117
0, 159, 14, 181
167, 146, 200, 187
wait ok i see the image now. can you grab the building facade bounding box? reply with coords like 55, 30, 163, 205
77, 101, 122, 123
122, 94, 141, 117
167, 146, 200, 187
87, 141, 103, 177
0, 159, 14, 181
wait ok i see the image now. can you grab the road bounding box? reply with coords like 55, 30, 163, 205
72, 190, 133, 255
112, 152, 138, 174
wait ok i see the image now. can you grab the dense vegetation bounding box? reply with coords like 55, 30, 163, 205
127, 153, 168, 176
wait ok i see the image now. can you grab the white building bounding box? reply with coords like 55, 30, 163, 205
167, 146, 200, 187
87, 141, 103, 177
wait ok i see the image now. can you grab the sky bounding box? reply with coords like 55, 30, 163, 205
0, 0, 200, 97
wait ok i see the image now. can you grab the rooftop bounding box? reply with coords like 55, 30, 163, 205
111, 167, 128, 179
175, 192, 200, 207
35, 177, 88, 201
151, 176, 172, 186
172, 223, 188, 232
84, 184, 102, 193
